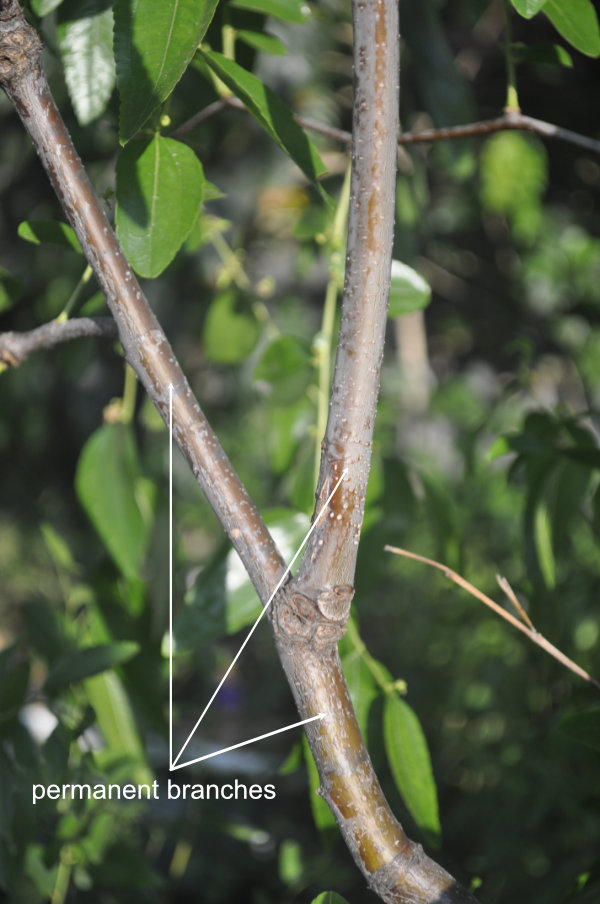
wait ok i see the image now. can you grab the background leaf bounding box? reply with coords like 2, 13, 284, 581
203, 291, 260, 364
44, 642, 140, 693
114, 0, 220, 142
57, 0, 115, 126
75, 424, 151, 580
557, 709, 600, 752
116, 136, 204, 278
383, 693, 441, 843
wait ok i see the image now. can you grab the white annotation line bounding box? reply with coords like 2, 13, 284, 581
169, 384, 174, 773
171, 713, 326, 771
170, 468, 347, 770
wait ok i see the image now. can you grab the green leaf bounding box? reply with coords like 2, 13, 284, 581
511, 0, 548, 17
310, 894, 351, 904
479, 133, 548, 242
203, 291, 260, 364
75, 424, 151, 580
17, 219, 82, 253
31, 0, 64, 14
512, 41, 573, 66
543, 0, 600, 56
114, 0, 220, 142
116, 135, 204, 278
533, 501, 556, 588
383, 693, 441, 843
44, 642, 140, 693
254, 336, 312, 404
84, 670, 151, 783
230, 0, 309, 23
388, 261, 432, 317
236, 29, 287, 55
57, 0, 116, 126
200, 51, 327, 191
557, 709, 600, 751
0, 266, 21, 312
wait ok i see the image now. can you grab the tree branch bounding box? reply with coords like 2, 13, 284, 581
270, 2, 479, 902
0, 317, 118, 368
0, 0, 286, 607
0, 2, 479, 901
175, 95, 600, 157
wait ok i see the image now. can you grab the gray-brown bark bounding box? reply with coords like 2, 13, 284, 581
0, 1, 479, 901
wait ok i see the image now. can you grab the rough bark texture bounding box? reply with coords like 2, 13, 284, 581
0, 1, 480, 901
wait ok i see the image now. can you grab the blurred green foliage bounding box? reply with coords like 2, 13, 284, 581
1, 0, 600, 902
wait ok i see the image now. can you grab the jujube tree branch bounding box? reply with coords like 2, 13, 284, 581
0, 1, 479, 901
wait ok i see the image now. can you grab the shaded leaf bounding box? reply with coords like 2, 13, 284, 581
18, 219, 82, 253
200, 50, 327, 191
254, 335, 312, 404
203, 291, 260, 364
388, 261, 432, 316
0, 647, 30, 724
116, 135, 204, 277
114, 0, 220, 142
383, 693, 441, 843
75, 424, 150, 580
543, 0, 600, 56
237, 30, 287, 56
512, 41, 573, 67
57, 0, 116, 126
302, 735, 337, 836
0, 267, 21, 312
230, 0, 309, 23
557, 709, 600, 751
44, 642, 140, 693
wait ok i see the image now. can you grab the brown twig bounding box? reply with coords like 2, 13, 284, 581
384, 545, 600, 693
174, 95, 600, 156
0, 317, 118, 368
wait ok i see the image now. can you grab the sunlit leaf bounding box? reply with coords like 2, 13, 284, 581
17, 219, 82, 253
383, 693, 441, 843
533, 501, 556, 588
116, 135, 204, 277
543, 0, 600, 57
44, 642, 140, 693
114, 0, 220, 141
57, 0, 116, 126
311, 893, 350, 904
511, 0, 548, 17
388, 260, 432, 316
199, 50, 327, 192
75, 424, 151, 580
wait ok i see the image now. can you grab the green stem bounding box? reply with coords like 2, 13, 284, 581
504, 0, 520, 112
345, 618, 406, 697
57, 264, 93, 321
51, 851, 72, 904
211, 229, 251, 290
313, 161, 352, 484
120, 362, 138, 425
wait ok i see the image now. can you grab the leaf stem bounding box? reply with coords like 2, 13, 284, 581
504, 0, 520, 113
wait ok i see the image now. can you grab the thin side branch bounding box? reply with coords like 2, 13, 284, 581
174, 95, 600, 157
0, 317, 118, 368
385, 545, 600, 693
